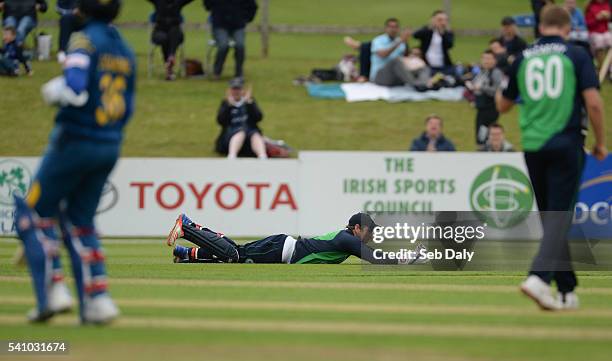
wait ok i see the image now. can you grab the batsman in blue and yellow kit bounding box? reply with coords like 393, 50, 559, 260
13, 0, 135, 324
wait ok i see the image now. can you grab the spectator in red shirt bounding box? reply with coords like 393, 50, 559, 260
585, 0, 612, 72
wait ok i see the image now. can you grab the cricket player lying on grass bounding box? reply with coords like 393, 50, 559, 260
166, 212, 425, 264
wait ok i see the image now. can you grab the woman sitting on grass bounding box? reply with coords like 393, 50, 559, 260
215, 78, 268, 159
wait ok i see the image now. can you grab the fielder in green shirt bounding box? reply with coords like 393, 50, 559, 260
496, 5, 607, 311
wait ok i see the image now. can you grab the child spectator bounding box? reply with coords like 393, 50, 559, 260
0, 0, 48, 46
586, 0, 612, 75
409, 114, 456, 152
215, 78, 267, 159
465, 50, 503, 147
0, 25, 31, 76
480, 123, 515, 152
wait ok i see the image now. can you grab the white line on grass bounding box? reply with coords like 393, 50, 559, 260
4, 296, 612, 317
1, 314, 612, 341
3, 276, 612, 295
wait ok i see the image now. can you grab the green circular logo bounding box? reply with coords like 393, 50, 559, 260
470, 164, 534, 229
0, 160, 32, 206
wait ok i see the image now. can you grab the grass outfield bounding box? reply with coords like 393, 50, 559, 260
1, 28, 611, 157
1, 240, 612, 361
38, 0, 592, 30
2, 2, 610, 360
2, 0, 609, 157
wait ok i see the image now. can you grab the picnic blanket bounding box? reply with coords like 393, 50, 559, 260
306, 83, 345, 99
306, 82, 465, 103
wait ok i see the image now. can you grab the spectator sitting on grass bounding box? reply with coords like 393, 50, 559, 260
343, 36, 372, 82
215, 78, 268, 159
413, 10, 454, 75
148, 0, 194, 81
564, 0, 589, 45
410, 114, 456, 152
0, 25, 31, 76
585, 0, 612, 76
373, 48, 431, 89
0, 0, 47, 46
465, 50, 503, 147
369, 18, 411, 80
480, 123, 514, 152
497, 17, 527, 61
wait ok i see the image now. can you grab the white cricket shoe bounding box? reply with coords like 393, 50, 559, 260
520, 275, 561, 311
558, 292, 580, 310
26, 282, 73, 323
83, 294, 120, 324
48, 281, 73, 313
27, 308, 55, 323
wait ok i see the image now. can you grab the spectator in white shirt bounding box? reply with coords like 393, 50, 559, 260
413, 10, 455, 75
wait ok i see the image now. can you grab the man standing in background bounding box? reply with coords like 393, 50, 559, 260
56, 0, 79, 63
204, 0, 257, 79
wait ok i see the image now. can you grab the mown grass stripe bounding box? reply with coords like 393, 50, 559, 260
1, 314, 612, 341
2, 276, 612, 295
4, 296, 612, 318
